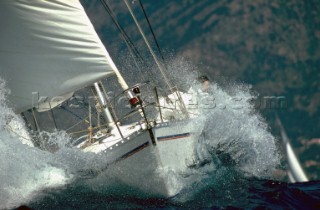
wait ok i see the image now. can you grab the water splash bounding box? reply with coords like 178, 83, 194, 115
0, 80, 63, 207
149, 57, 281, 180
143, 58, 282, 204
193, 83, 281, 178
0, 63, 282, 208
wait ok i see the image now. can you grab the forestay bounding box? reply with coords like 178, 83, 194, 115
0, 0, 117, 113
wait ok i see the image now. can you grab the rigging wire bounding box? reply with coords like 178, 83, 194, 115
123, 0, 172, 89
99, 0, 156, 81
31, 108, 40, 132
60, 106, 88, 122
123, 0, 189, 118
138, 0, 167, 69
48, 102, 58, 129
100, 0, 144, 65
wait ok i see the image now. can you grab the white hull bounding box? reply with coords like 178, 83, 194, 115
79, 120, 202, 197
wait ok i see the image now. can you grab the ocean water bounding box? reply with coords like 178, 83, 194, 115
25, 178, 320, 209
0, 78, 320, 210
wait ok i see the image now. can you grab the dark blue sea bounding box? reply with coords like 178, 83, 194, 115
21, 176, 320, 209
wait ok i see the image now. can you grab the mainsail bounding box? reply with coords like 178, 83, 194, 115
0, 0, 119, 113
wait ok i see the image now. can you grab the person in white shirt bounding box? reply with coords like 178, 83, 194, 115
187, 75, 213, 112
188, 75, 210, 93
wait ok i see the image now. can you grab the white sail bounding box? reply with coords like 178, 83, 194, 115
277, 117, 308, 182
0, 0, 117, 113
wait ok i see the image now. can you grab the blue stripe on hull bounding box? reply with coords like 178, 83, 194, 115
116, 141, 150, 162
157, 133, 191, 141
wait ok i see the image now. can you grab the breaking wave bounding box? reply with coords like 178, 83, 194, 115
0, 78, 71, 208
196, 82, 281, 177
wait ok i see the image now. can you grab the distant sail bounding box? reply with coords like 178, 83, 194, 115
276, 117, 308, 182
0, 0, 117, 113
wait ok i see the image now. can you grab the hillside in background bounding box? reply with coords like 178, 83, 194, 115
81, 0, 320, 179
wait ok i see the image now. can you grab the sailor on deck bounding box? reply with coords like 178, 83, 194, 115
187, 75, 210, 95
186, 75, 214, 114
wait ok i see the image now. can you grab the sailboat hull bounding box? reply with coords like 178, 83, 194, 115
82, 120, 201, 197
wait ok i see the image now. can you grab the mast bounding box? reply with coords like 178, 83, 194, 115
93, 82, 124, 139
124, 0, 171, 91
93, 82, 115, 127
